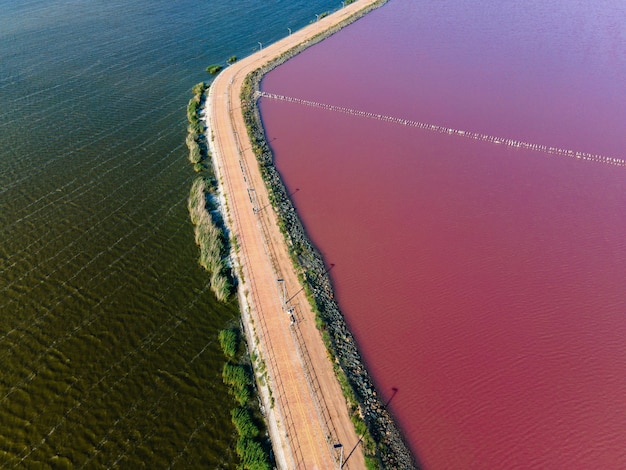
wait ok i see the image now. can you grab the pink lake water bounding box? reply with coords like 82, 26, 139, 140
259, 0, 626, 468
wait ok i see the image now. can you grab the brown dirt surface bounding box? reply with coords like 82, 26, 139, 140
206, 1, 382, 468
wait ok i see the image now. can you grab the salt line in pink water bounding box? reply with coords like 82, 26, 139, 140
258, 91, 625, 167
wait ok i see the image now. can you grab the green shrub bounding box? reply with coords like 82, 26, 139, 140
191, 81, 207, 96
211, 269, 232, 303
188, 177, 232, 301
223, 363, 251, 406
227, 55, 238, 64
188, 120, 202, 135
236, 437, 271, 470
365, 455, 379, 470
231, 407, 259, 438
206, 64, 223, 75
187, 98, 200, 123
186, 132, 198, 149
189, 143, 201, 164
223, 363, 249, 386
219, 328, 240, 360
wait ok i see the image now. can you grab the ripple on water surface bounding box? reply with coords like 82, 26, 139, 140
260, 0, 626, 467
0, 0, 344, 466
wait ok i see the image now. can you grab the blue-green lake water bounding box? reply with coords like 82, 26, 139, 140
0, 0, 340, 466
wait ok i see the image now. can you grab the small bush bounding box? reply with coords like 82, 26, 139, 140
192, 81, 207, 96
236, 437, 271, 470
189, 143, 201, 164
186, 132, 198, 149
188, 176, 232, 301
187, 98, 200, 123
227, 55, 238, 64
206, 64, 223, 75
223, 363, 250, 386
219, 328, 240, 359
188, 120, 202, 135
211, 269, 232, 303
223, 363, 251, 406
231, 407, 259, 438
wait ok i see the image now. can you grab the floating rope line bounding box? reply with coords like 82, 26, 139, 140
258, 91, 625, 167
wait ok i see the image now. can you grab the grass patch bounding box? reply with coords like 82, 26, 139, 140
236, 438, 271, 470
218, 327, 273, 469
185, 82, 233, 303
222, 363, 251, 406
192, 82, 206, 95
206, 64, 223, 75
188, 177, 232, 302
232, 407, 259, 438
219, 328, 240, 360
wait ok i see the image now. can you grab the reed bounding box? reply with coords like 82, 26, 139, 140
222, 363, 251, 406
211, 267, 231, 302
186, 80, 232, 303
206, 64, 223, 75
187, 97, 200, 124
188, 143, 201, 164
187, 177, 232, 302
219, 328, 240, 360
218, 325, 273, 469
187, 120, 202, 135
186, 84, 206, 165
186, 131, 198, 148
231, 407, 259, 438
236, 438, 271, 470
191, 81, 206, 96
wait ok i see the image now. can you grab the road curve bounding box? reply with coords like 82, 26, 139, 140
206, 1, 382, 468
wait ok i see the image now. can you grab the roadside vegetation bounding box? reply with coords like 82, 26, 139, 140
188, 177, 231, 302
186, 82, 232, 302
218, 327, 272, 470
189, 60, 275, 468
186, 82, 209, 171
206, 64, 224, 75
187, 78, 271, 469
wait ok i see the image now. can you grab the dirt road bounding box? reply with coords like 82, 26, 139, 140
205, 1, 382, 468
